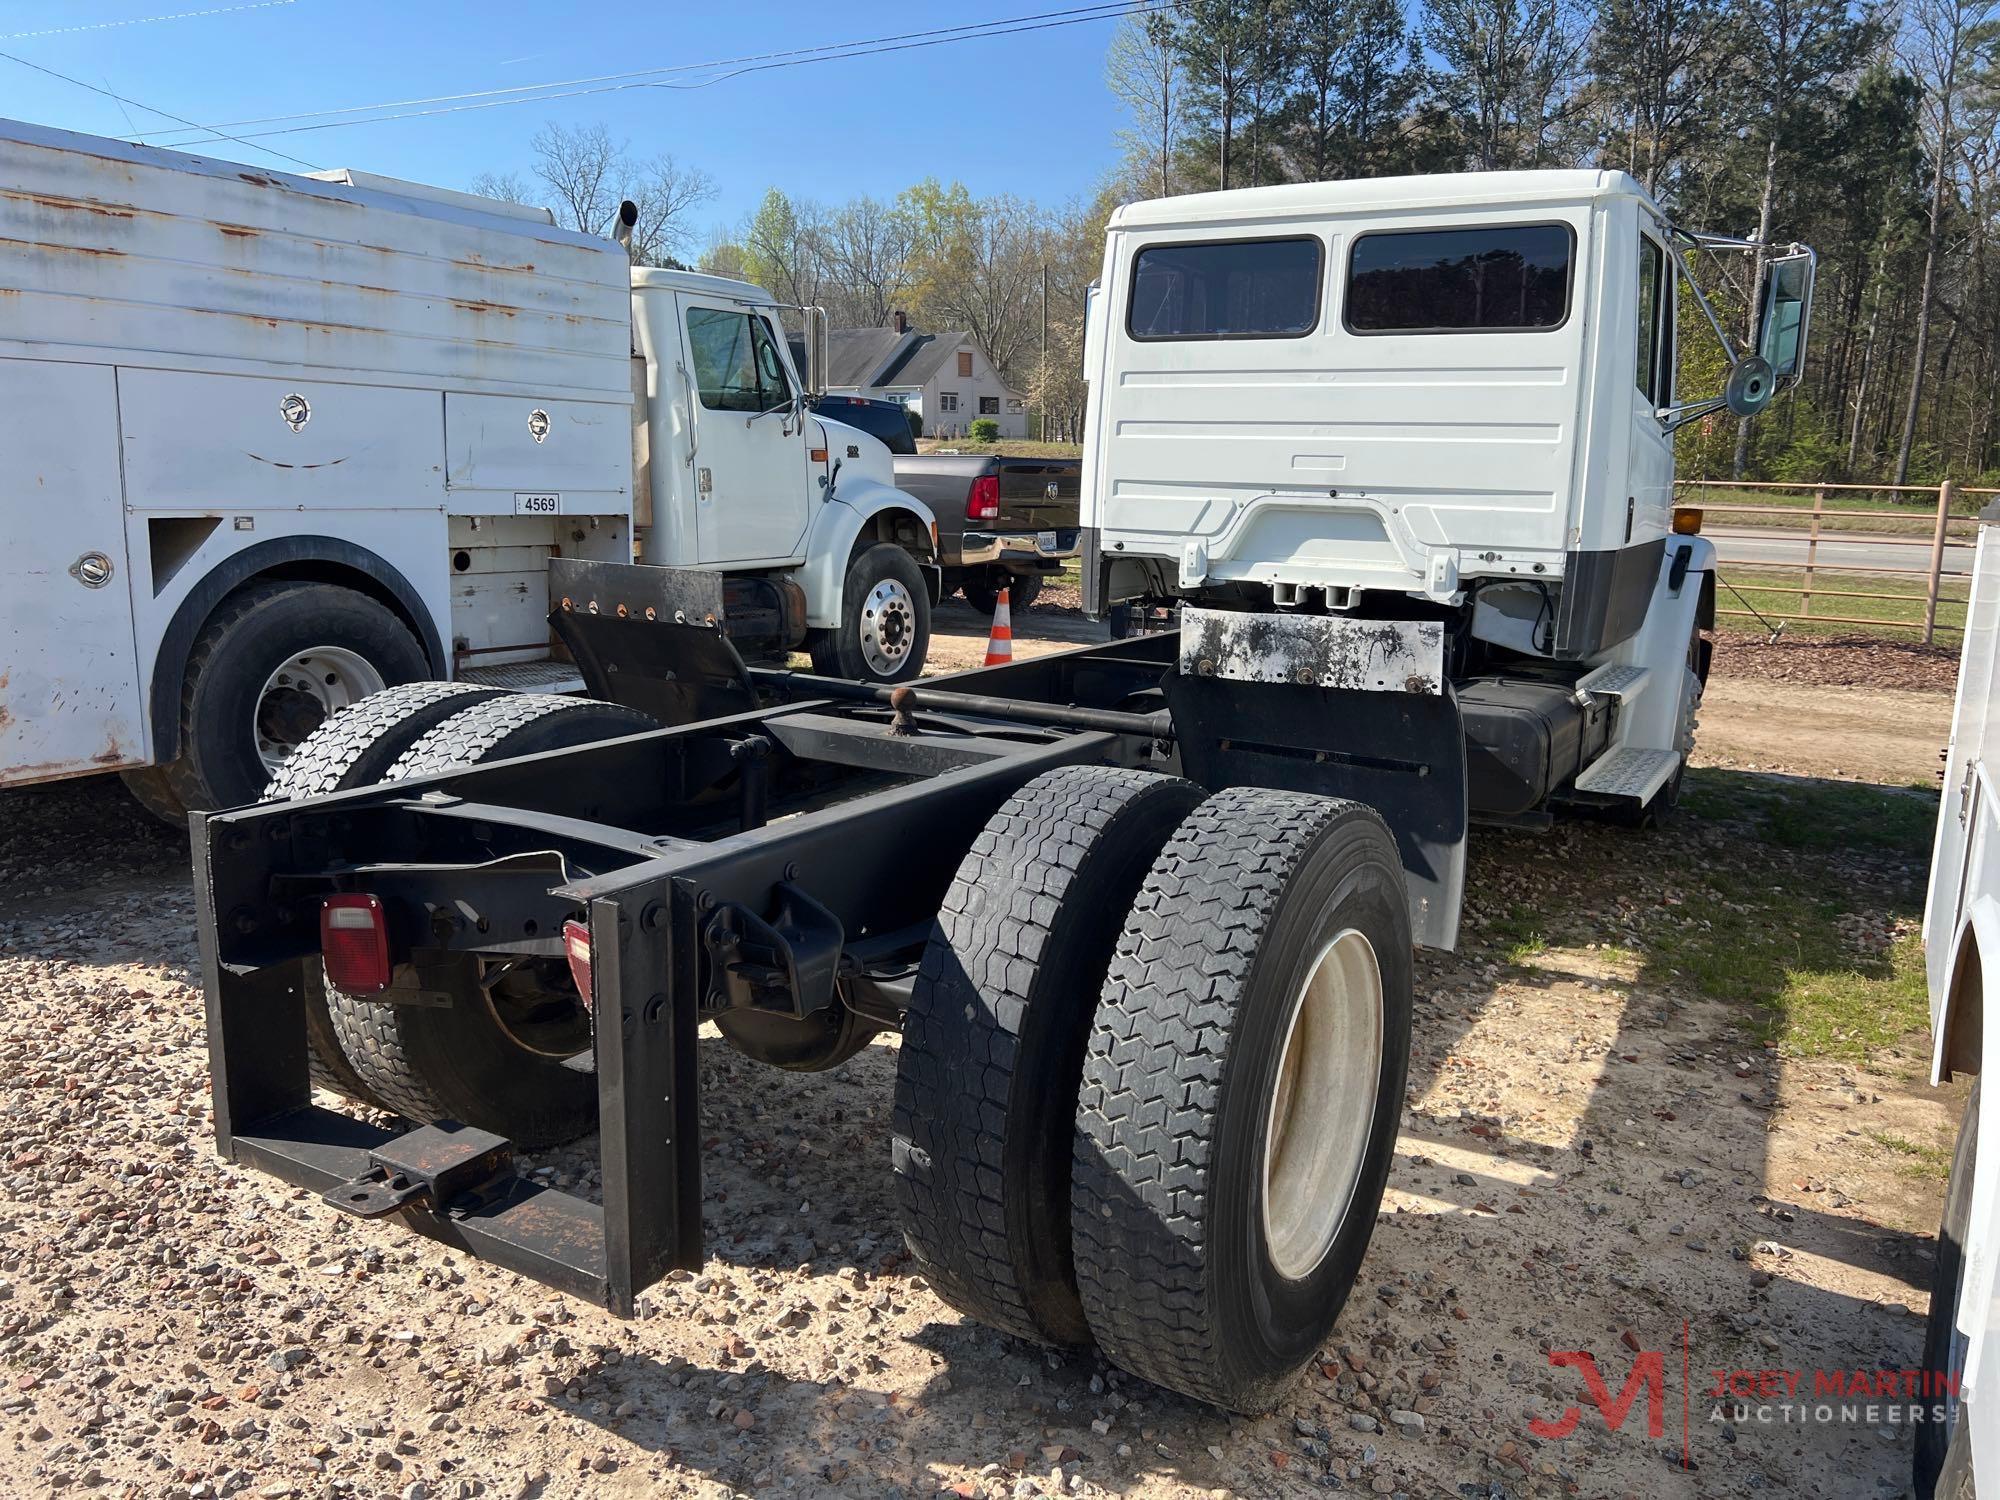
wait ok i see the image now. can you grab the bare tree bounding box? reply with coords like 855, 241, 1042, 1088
1107, 7, 1186, 196
474, 121, 714, 268
815, 197, 912, 326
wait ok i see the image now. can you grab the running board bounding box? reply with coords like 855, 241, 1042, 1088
1572, 746, 1681, 802
1574, 663, 1650, 702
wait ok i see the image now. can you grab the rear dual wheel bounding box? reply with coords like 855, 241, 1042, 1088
269, 686, 654, 1146
893, 775, 1411, 1411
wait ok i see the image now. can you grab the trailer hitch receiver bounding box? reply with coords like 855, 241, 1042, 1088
323, 1122, 515, 1220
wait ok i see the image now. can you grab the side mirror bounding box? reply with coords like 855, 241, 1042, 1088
1757, 251, 1814, 382
802, 305, 828, 401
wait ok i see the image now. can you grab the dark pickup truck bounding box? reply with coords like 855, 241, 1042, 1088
892, 451, 1081, 611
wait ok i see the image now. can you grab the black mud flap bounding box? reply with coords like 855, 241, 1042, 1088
1162, 676, 1467, 950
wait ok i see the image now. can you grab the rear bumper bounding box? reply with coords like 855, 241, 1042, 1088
956, 527, 1081, 568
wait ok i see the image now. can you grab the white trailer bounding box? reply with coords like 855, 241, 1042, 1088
0, 118, 935, 817
1080, 170, 1812, 943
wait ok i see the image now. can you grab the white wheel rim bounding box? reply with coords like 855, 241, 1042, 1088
1262, 928, 1385, 1282
859, 578, 917, 677
254, 646, 386, 773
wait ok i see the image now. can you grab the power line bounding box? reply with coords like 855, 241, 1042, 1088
146, 1, 1158, 140
0, 46, 322, 169
145, 1, 1170, 148
3, 1, 300, 43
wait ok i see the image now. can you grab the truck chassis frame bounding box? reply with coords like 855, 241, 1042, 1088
195, 562, 1467, 1320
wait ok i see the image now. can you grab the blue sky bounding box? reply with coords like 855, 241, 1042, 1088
0, 1, 1132, 233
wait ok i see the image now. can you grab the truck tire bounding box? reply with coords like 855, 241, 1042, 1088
891, 766, 1205, 1346
321, 693, 657, 1147
1070, 788, 1413, 1413
259, 680, 509, 1108
962, 571, 1043, 616
122, 580, 430, 822
807, 542, 930, 684
1918, 1079, 1979, 1499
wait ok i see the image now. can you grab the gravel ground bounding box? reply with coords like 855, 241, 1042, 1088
0, 656, 1960, 1500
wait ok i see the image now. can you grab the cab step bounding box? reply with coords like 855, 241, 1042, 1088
1573, 746, 1681, 802
1574, 663, 1650, 702
456, 660, 586, 694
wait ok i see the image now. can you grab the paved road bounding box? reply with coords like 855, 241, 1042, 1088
1707, 525, 1973, 577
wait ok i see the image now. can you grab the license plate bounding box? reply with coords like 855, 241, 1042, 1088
514, 492, 562, 516
1037, 530, 1058, 551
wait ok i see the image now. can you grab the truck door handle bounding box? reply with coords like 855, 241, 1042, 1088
677, 362, 699, 466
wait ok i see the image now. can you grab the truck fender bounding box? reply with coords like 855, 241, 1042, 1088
146, 535, 445, 763
1935, 897, 2000, 1086
800, 481, 939, 631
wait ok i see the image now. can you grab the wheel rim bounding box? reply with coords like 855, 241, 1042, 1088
254, 646, 386, 773
1262, 928, 1385, 1282
859, 578, 918, 677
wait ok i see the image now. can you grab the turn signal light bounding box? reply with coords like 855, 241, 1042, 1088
320, 894, 390, 994
1672, 506, 1703, 535
966, 474, 1000, 522
563, 919, 594, 1010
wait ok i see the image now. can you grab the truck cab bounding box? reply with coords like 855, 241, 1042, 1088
1078, 170, 1811, 942
627, 268, 939, 682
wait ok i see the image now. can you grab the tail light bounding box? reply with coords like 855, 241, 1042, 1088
563, 919, 594, 1010
320, 894, 390, 994
966, 474, 1000, 522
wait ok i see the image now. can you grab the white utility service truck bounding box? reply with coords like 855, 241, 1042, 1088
0, 117, 936, 820
193, 169, 1818, 1416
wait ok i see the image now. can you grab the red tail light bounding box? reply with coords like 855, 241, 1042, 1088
320, 894, 390, 994
563, 919, 594, 1011
966, 474, 1000, 522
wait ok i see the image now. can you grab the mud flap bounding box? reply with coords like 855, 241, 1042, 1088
1162, 674, 1467, 950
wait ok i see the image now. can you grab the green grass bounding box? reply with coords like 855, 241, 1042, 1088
1486, 903, 1549, 964
1714, 564, 1967, 641
1868, 1129, 1954, 1183
1651, 772, 1936, 1061
1681, 771, 1939, 855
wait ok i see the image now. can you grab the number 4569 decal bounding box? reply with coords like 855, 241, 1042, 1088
513, 493, 562, 515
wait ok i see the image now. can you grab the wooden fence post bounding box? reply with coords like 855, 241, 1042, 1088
1802, 485, 1825, 617
1925, 479, 1956, 646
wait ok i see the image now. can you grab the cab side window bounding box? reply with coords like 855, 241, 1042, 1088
687, 308, 792, 412
1637, 235, 1670, 409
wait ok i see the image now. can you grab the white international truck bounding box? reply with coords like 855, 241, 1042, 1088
0, 117, 937, 819
193, 168, 1817, 1417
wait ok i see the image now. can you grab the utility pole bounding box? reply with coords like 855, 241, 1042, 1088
1040, 262, 1049, 442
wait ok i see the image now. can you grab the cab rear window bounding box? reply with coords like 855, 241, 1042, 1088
1127, 237, 1322, 341
1345, 224, 1573, 333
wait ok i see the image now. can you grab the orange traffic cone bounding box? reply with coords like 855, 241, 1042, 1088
984, 590, 1014, 667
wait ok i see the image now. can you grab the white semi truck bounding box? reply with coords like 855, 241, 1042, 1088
0, 117, 937, 819
194, 169, 1816, 1415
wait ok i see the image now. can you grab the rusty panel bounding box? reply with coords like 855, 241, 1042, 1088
0, 118, 632, 403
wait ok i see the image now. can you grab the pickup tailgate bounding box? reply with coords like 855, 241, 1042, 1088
993, 458, 1080, 533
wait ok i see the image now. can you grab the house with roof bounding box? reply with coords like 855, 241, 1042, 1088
820, 312, 1028, 440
